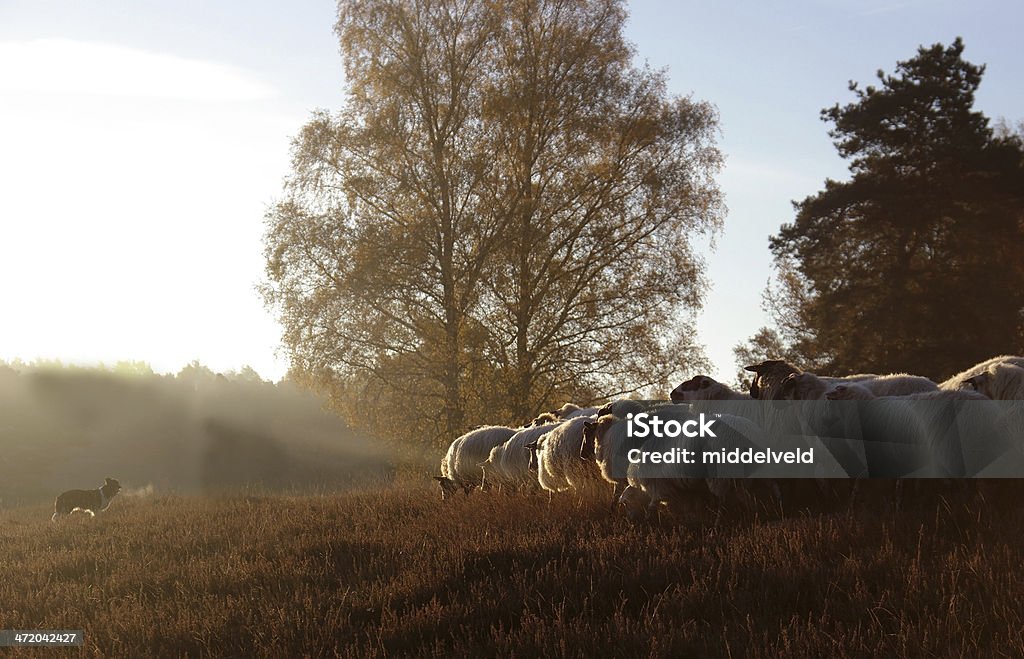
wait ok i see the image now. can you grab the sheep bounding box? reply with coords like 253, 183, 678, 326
583, 407, 778, 518
821, 381, 875, 400
941, 355, 1024, 390
524, 404, 598, 427
529, 416, 601, 494
595, 398, 677, 419
479, 422, 560, 492
818, 388, 1008, 479
744, 360, 802, 401
782, 386, 995, 485
435, 425, 517, 499
582, 413, 639, 507
963, 362, 1024, 400
778, 372, 938, 401
561, 405, 599, 419
623, 410, 771, 520
526, 412, 560, 427
775, 372, 830, 401
580, 401, 681, 500
824, 387, 991, 402
670, 375, 747, 401
552, 403, 582, 417
740, 365, 880, 509
744, 359, 879, 401
865, 374, 940, 397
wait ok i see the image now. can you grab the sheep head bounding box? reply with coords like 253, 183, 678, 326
524, 440, 541, 472
433, 476, 459, 500
580, 421, 598, 461
779, 372, 827, 401
824, 383, 873, 401
670, 375, 712, 401
553, 403, 580, 418
964, 363, 1024, 399
589, 415, 619, 462
530, 412, 559, 427
745, 360, 801, 400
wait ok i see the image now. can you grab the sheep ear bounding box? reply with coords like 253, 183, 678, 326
835, 385, 847, 392
524, 441, 538, 450
433, 476, 447, 482
963, 375, 983, 389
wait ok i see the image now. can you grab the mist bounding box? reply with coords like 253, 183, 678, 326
0, 362, 393, 507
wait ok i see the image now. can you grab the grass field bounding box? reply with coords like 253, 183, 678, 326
3, 479, 1024, 657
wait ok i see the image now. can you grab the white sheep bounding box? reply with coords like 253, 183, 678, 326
744, 359, 879, 401
825, 386, 991, 402
525, 412, 560, 427
584, 406, 774, 517
670, 375, 747, 401
941, 355, 1024, 391
435, 425, 517, 499
594, 398, 678, 419
963, 362, 1024, 400
778, 372, 937, 400
582, 413, 640, 507
622, 409, 770, 519
561, 405, 599, 419
818, 388, 1008, 479
479, 422, 560, 492
529, 416, 601, 494
523, 404, 597, 427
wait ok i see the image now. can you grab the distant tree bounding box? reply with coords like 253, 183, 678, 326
176, 360, 218, 390
262, 0, 722, 444
225, 366, 266, 385
767, 38, 1024, 379
733, 256, 824, 384
112, 360, 155, 377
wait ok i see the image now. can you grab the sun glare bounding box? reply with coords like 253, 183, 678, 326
0, 38, 275, 101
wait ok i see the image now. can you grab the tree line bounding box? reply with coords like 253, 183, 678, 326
0, 360, 391, 505
262, 1, 1023, 445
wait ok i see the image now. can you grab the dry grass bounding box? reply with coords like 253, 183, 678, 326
2, 480, 1024, 657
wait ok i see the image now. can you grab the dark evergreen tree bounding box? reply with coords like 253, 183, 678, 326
769, 38, 1024, 379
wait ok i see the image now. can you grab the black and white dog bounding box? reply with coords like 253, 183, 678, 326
52, 478, 122, 521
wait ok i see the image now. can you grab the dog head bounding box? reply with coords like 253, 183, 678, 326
103, 477, 122, 496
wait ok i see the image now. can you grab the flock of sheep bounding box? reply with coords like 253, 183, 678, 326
434, 354, 1024, 517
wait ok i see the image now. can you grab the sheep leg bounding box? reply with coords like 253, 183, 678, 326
610, 481, 626, 509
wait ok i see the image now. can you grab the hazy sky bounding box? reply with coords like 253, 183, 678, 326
0, 1, 1020, 383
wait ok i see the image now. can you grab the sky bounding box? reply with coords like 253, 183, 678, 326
0, 1, 1020, 384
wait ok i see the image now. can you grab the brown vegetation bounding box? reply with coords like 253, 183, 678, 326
3, 480, 1024, 657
